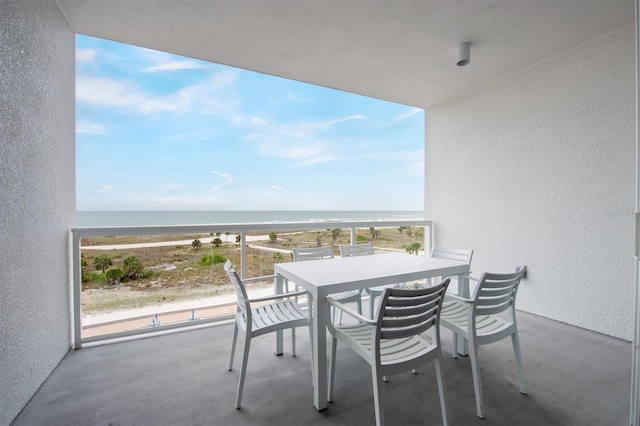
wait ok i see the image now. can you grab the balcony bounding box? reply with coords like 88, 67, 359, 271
12, 310, 630, 425
13, 219, 620, 425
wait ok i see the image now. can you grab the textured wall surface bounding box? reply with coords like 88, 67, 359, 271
425, 26, 635, 340
0, 1, 75, 425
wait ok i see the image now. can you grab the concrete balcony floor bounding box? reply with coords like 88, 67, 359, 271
12, 311, 630, 425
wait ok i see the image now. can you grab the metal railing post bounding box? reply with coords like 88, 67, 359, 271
72, 230, 82, 349
240, 231, 247, 279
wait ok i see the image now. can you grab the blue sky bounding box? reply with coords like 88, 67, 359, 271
75, 35, 425, 211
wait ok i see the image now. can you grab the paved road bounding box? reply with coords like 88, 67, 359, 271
82, 234, 270, 250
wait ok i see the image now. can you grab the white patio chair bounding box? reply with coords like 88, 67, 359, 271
431, 246, 474, 293
439, 266, 527, 419
338, 243, 394, 319
292, 246, 363, 324
364, 246, 473, 318
327, 279, 451, 426
225, 260, 312, 408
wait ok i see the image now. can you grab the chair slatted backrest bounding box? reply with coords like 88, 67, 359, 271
474, 266, 527, 316
431, 246, 474, 264
377, 279, 450, 340
339, 242, 374, 257
292, 246, 335, 262
224, 260, 250, 318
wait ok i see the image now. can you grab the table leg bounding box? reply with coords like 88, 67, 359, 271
312, 294, 328, 411
456, 273, 469, 356
275, 275, 284, 356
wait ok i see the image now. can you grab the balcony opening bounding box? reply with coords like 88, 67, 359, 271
75, 35, 426, 343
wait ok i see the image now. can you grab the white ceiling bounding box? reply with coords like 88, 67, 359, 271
57, 0, 635, 109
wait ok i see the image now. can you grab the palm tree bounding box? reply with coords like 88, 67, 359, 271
92, 254, 112, 274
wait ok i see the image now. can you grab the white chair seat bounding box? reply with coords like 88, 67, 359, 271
245, 299, 309, 337
441, 299, 513, 342
334, 322, 439, 370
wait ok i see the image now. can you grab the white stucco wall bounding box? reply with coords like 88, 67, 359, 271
425, 26, 635, 341
0, 1, 75, 425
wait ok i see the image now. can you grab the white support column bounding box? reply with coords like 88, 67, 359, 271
72, 231, 82, 349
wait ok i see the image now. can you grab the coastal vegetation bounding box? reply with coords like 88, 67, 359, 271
80, 226, 426, 315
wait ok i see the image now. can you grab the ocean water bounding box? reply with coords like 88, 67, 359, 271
76, 210, 424, 227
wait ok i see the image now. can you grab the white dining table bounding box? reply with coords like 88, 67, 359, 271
274, 251, 470, 411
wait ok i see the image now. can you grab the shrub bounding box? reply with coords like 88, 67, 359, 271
273, 252, 285, 262
212, 237, 223, 247
199, 253, 227, 266
105, 267, 123, 284
356, 235, 368, 243
89, 272, 105, 283
139, 269, 156, 279
93, 254, 112, 273
122, 255, 143, 279
404, 242, 422, 255
192, 239, 202, 250
269, 232, 277, 243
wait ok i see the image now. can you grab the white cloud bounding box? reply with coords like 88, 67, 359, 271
251, 117, 269, 125
270, 185, 284, 191
97, 185, 115, 194
76, 48, 96, 64
249, 137, 336, 166
76, 76, 146, 108
143, 61, 207, 72
234, 114, 365, 166
76, 71, 237, 115
76, 121, 108, 135
306, 115, 365, 128
394, 107, 423, 123
210, 171, 234, 190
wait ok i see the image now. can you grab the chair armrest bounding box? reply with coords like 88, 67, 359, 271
242, 274, 277, 283
444, 293, 473, 304
327, 296, 376, 326
246, 290, 309, 304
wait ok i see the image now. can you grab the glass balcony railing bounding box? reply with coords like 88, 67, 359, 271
71, 220, 432, 347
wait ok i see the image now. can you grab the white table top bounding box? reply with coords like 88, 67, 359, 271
274, 251, 468, 296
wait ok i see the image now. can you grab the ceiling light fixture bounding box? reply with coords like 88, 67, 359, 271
457, 42, 471, 66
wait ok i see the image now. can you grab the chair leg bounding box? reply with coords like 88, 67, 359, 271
511, 331, 526, 394
468, 340, 484, 419
369, 293, 376, 319
451, 332, 459, 359
434, 357, 449, 426
235, 332, 252, 409
328, 335, 337, 402
228, 321, 238, 371
372, 366, 385, 426
291, 327, 296, 357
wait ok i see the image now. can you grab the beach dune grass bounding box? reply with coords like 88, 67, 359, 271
81, 227, 424, 315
